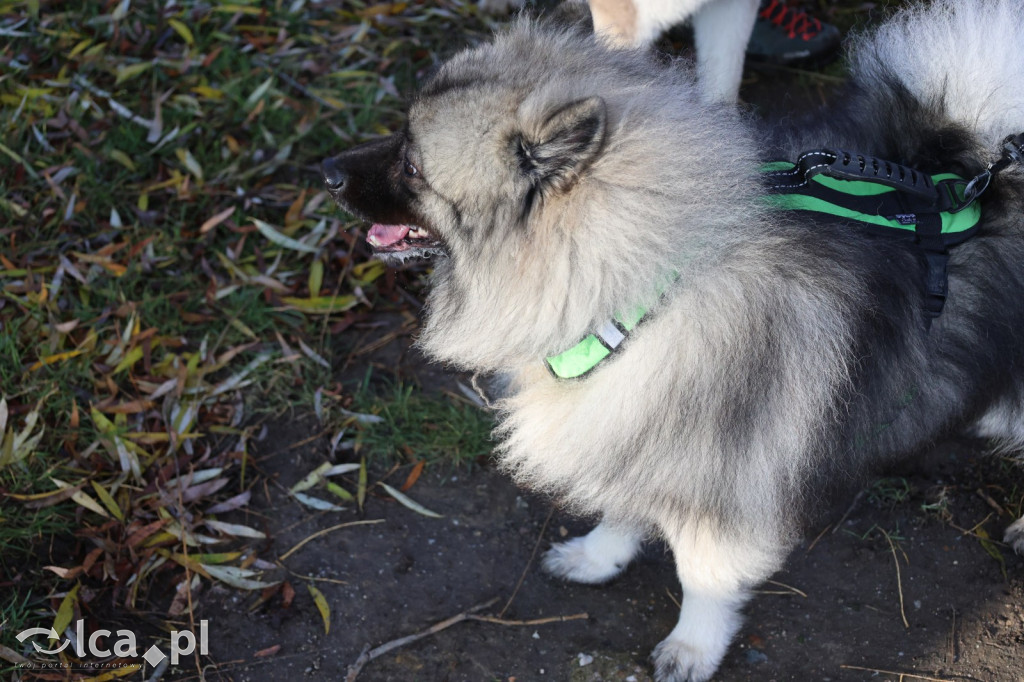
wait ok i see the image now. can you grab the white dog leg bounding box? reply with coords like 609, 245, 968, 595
543, 519, 644, 583
652, 520, 783, 682
1005, 516, 1024, 556
653, 587, 748, 682
691, 0, 759, 102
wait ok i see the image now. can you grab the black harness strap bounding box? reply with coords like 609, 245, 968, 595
764, 134, 1024, 321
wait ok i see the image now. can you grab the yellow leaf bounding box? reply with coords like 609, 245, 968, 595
16, 87, 54, 99
51, 583, 80, 639
83, 42, 107, 58
175, 148, 204, 182
167, 18, 195, 46
52, 478, 110, 518
308, 259, 324, 298
352, 259, 386, 283
212, 4, 264, 14
319, 95, 346, 109
28, 349, 85, 372
280, 295, 358, 315
90, 480, 124, 521
357, 456, 367, 512
289, 462, 332, 494
190, 552, 243, 565
228, 317, 258, 340
115, 61, 153, 86
325, 481, 354, 502
90, 406, 117, 434
113, 346, 144, 374
157, 549, 212, 578
68, 39, 93, 58
108, 150, 136, 171
307, 584, 330, 634
192, 86, 226, 100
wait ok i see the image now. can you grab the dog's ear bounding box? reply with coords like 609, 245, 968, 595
518, 96, 606, 192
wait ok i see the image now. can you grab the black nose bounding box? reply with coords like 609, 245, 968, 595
321, 156, 347, 191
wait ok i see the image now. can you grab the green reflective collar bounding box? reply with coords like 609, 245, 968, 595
544, 282, 664, 380
544, 305, 647, 379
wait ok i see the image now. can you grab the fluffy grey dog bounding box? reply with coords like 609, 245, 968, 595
322, 1, 1024, 679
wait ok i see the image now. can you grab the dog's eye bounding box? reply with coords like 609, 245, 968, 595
403, 158, 419, 178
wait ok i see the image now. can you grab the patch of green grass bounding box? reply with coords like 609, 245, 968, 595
0, 497, 71, 571
0, 589, 40, 661
867, 477, 912, 509
351, 374, 494, 467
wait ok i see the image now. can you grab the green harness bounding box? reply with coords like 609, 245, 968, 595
545, 139, 1024, 381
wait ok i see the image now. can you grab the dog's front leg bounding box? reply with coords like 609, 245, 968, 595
652, 520, 784, 682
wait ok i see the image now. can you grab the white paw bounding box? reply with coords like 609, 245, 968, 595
543, 536, 630, 583
543, 524, 642, 583
651, 637, 721, 682
1005, 517, 1024, 555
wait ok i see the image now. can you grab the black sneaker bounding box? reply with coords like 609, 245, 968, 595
746, 0, 841, 66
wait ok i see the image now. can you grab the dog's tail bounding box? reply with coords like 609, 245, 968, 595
849, 0, 1024, 147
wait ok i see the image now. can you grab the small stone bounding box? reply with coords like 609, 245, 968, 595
745, 649, 769, 664
577, 653, 594, 667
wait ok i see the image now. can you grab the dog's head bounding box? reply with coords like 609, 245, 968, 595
320, 21, 760, 370
321, 50, 607, 267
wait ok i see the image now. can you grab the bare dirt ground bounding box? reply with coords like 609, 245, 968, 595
196, 21, 1024, 682
196, 321, 1024, 682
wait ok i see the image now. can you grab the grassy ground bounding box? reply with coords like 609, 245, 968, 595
0, 0, 496, 671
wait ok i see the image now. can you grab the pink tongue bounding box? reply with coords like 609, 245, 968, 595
367, 224, 411, 248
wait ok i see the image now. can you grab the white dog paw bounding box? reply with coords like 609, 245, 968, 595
1005, 517, 1024, 555
542, 524, 642, 584
543, 536, 629, 583
651, 637, 722, 682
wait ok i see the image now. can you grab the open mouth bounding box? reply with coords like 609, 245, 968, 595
366, 223, 447, 259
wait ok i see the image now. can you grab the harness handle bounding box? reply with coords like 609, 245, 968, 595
820, 149, 937, 199
763, 148, 939, 199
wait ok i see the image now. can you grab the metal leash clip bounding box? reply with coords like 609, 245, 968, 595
954, 132, 1024, 210
960, 169, 991, 207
